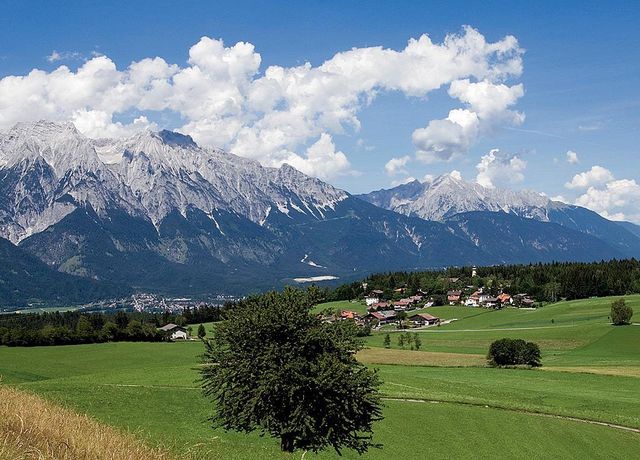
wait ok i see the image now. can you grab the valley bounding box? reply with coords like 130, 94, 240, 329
1, 296, 638, 458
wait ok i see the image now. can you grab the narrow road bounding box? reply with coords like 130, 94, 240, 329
387, 323, 580, 333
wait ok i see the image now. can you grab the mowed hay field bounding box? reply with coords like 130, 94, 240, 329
0, 296, 639, 459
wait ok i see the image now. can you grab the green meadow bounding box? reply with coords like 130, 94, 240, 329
1, 296, 639, 458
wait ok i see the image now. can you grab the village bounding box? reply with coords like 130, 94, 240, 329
322, 267, 538, 330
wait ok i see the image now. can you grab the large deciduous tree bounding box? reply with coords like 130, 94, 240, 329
201, 287, 383, 454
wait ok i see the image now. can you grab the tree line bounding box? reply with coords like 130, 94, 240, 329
0, 304, 228, 346
327, 259, 640, 303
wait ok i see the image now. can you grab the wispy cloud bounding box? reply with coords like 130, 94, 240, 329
46, 50, 83, 63
503, 126, 564, 139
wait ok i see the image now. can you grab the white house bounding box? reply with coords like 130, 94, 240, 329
158, 323, 189, 340
365, 290, 384, 306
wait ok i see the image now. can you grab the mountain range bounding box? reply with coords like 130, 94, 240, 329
1, 121, 639, 305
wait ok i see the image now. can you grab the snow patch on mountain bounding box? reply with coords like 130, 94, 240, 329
301, 254, 326, 268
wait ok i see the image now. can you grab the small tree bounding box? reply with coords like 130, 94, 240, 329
383, 333, 391, 348
397, 334, 405, 349
413, 333, 422, 351
197, 323, 206, 339
488, 338, 541, 367
201, 288, 382, 454
404, 332, 413, 350
611, 298, 633, 325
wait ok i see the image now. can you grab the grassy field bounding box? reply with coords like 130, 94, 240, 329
0, 295, 639, 458
312, 299, 368, 315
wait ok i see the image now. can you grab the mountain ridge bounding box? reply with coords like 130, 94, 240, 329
358, 174, 640, 258
0, 121, 635, 299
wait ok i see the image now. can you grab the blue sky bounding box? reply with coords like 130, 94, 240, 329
1, 1, 639, 221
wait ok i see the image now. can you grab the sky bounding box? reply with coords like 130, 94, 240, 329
1, 0, 639, 222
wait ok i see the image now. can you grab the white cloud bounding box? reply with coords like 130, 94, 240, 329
71, 110, 158, 139
413, 78, 524, 162
413, 110, 479, 162
550, 195, 568, 203
578, 121, 604, 132
46, 50, 83, 63
575, 179, 640, 223
391, 176, 417, 187
566, 150, 579, 164
384, 155, 411, 175
564, 166, 640, 223
282, 133, 351, 180
449, 170, 463, 181
475, 149, 526, 188
565, 165, 614, 189
1, 26, 523, 179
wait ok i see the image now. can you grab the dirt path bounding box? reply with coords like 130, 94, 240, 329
382, 395, 640, 434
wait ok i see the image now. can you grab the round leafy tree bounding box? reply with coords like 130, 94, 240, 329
611, 298, 633, 325
488, 338, 541, 367
201, 287, 383, 454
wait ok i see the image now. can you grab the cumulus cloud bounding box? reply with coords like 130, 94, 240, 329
566, 150, 579, 164
1, 26, 523, 179
414, 78, 524, 162
564, 166, 640, 223
384, 155, 411, 175
575, 179, 640, 222
565, 165, 614, 189
475, 148, 526, 188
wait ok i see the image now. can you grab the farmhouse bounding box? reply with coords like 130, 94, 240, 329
393, 299, 412, 310
447, 290, 462, 304
482, 296, 499, 308
497, 293, 512, 305
158, 323, 189, 340
367, 310, 397, 325
365, 290, 383, 306
368, 301, 390, 311
340, 310, 358, 320
465, 292, 480, 307
409, 313, 440, 326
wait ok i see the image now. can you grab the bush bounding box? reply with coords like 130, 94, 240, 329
488, 338, 541, 367
611, 298, 633, 325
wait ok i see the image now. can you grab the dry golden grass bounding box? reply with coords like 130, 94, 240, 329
0, 385, 174, 460
357, 347, 486, 367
